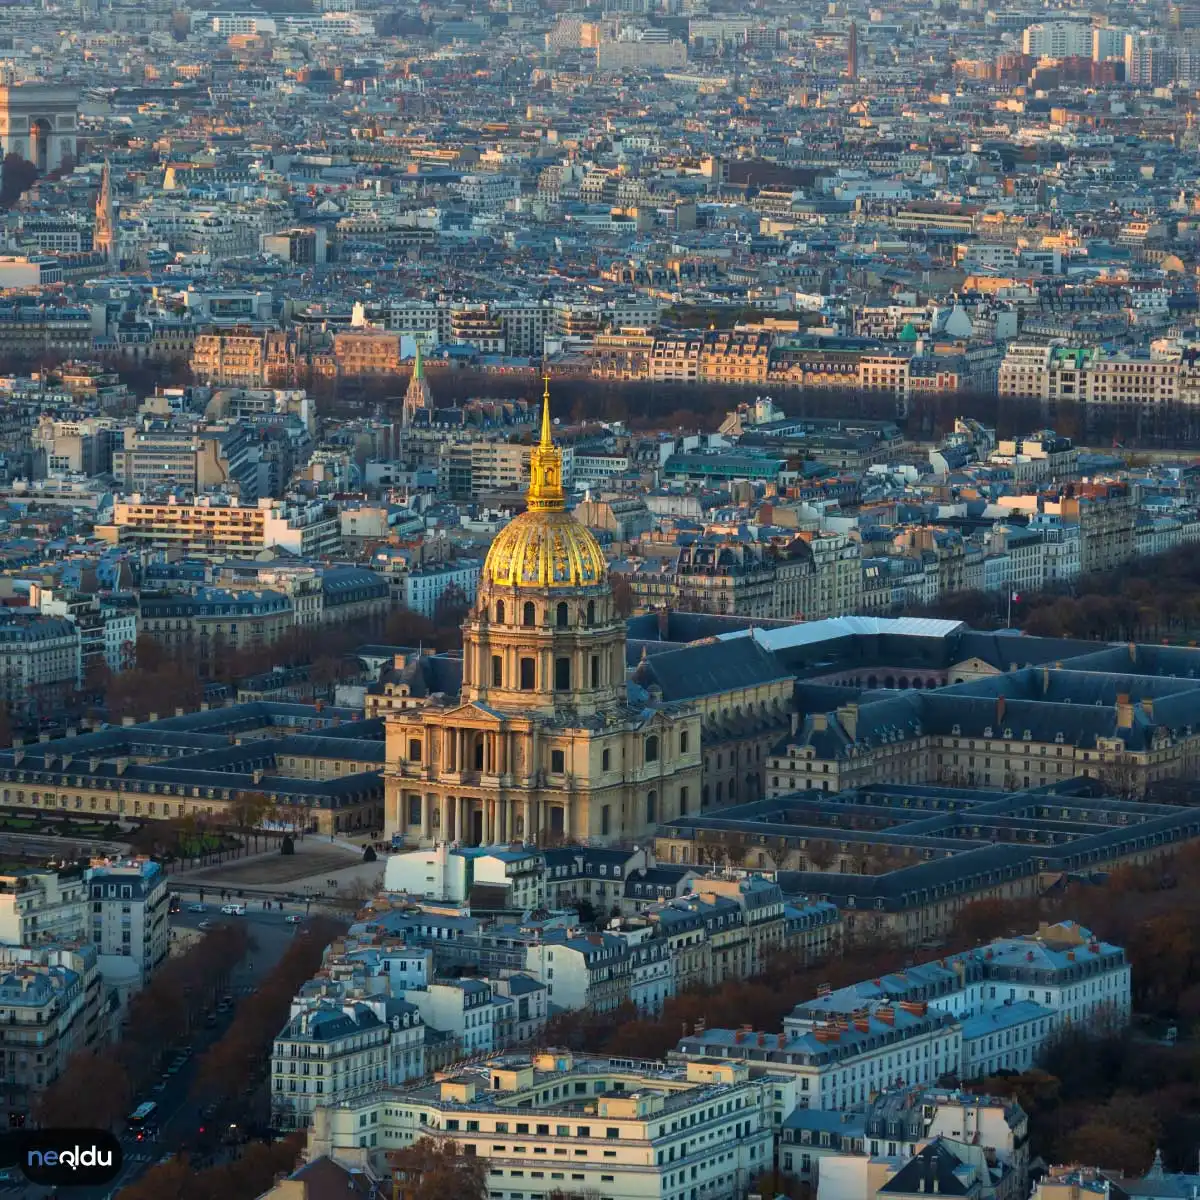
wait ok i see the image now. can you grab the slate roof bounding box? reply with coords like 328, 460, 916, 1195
634, 635, 792, 701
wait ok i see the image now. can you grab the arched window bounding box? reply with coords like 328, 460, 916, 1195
646, 790, 657, 824
523, 601, 536, 627
496, 601, 505, 624
586, 599, 596, 626
556, 602, 569, 628
645, 735, 659, 763
679, 730, 689, 754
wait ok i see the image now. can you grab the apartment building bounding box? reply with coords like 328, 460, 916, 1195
0, 614, 81, 718
674, 1002, 961, 1111
86, 858, 169, 985
0, 944, 101, 1127
402, 560, 483, 621
405, 979, 506, 1057
98, 496, 342, 559
0, 868, 88, 948
675, 542, 775, 617
111, 420, 253, 496
139, 588, 294, 669
305, 1052, 783, 1200
781, 1085, 1028, 1200
271, 1002, 390, 1131
525, 930, 632, 1013
331, 332, 403, 377
383, 842, 546, 912
190, 327, 273, 387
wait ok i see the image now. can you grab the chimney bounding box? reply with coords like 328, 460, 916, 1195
38, 732, 50, 744
1115, 694, 1133, 729
12, 750, 23, 766
175, 707, 184, 717
1042, 666, 1049, 694
121, 716, 135, 727
790, 711, 799, 736
838, 703, 859, 740
812, 713, 828, 732
996, 695, 1005, 726
1142, 697, 1154, 719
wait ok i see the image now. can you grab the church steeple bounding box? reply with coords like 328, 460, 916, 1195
402, 338, 433, 427
527, 374, 564, 512
94, 162, 115, 263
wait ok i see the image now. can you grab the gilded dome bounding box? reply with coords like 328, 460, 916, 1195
484, 508, 608, 590
482, 377, 608, 591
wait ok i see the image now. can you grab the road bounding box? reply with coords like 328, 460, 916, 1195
0, 908, 326, 1200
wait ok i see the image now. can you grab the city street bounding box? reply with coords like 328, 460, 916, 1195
0, 908, 341, 1199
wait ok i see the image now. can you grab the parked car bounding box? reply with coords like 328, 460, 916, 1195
187, 903, 206, 913
284, 914, 302, 923
220, 904, 245, 915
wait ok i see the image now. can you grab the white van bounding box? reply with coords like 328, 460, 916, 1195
220, 903, 246, 915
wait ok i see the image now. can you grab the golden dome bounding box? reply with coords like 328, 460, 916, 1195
482, 377, 608, 591
484, 507, 608, 590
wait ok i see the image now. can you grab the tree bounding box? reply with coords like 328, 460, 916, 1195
389, 1138, 487, 1200
36, 1049, 130, 1130
433, 582, 471, 630
229, 791, 272, 853
0, 154, 37, 209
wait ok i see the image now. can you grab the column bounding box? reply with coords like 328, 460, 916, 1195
561, 801, 571, 841
498, 798, 508, 843
486, 800, 496, 845
523, 799, 533, 842
458, 796, 469, 844
440, 795, 450, 841
418, 794, 429, 842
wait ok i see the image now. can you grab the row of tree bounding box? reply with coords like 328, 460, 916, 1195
909, 542, 1200, 643
191, 916, 345, 1114
112, 1132, 306, 1200
36, 922, 249, 1130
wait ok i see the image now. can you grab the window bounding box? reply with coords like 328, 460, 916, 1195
586, 599, 595, 625
551, 750, 565, 774
492, 656, 503, 687
601, 805, 611, 836
679, 786, 689, 815
646, 790, 657, 824
520, 658, 535, 690
680, 730, 689, 754
602, 749, 611, 771
408, 739, 422, 763
645, 735, 659, 763
590, 655, 600, 689
556, 602, 569, 628
555, 657, 571, 691
496, 601, 505, 623
407, 795, 421, 825
523, 602, 536, 627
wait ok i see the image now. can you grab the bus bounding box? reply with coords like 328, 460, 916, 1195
127, 1101, 159, 1141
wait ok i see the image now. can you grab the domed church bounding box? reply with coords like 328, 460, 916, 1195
384, 381, 701, 847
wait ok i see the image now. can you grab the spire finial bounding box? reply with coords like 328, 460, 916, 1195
527, 373, 564, 511
540, 373, 553, 447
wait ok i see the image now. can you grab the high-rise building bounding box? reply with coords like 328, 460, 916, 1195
848, 20, 858, 79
